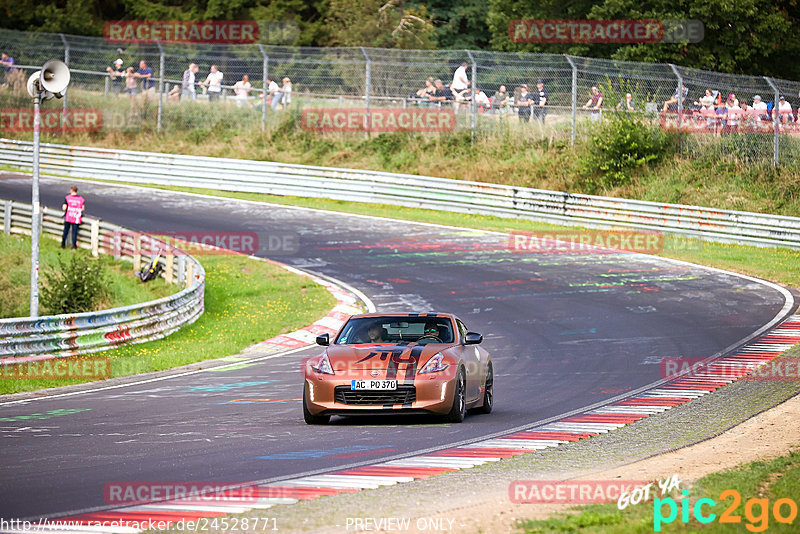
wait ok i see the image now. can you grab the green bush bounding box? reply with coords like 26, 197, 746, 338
581, 112, 677, 192
40, 253, 111, 315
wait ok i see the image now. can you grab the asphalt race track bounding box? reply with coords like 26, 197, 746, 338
0, 175, 791, 520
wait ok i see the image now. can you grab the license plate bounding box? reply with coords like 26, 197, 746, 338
351, 379, 397, 390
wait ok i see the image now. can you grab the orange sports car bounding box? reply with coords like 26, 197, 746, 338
302, 312, 493, 424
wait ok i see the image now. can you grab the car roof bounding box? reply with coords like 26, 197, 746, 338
348, 312, 456, 320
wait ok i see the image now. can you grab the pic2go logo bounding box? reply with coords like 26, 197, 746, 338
654, 489, 799, 532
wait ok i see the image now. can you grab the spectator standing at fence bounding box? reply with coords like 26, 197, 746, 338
491, 85, 509, 114
201, 65, 223, 102
105, 59, 125, 95
663, 84, 688, 112
0, 52, 16, 83
281, 77, 292, 109
124, 67, 138, 98
61, 186, 85, 250
267, 76, 283, 110
451, 61, 470, 97
533, 80, 548, 123
517, 84, 532, 122
135, 60, 154, 96
182, 63, 198, 101
616, 93, 635, 111
233, 74, 252, 108
582, 86, 603, 122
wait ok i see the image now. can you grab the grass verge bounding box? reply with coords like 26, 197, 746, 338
518, 447, 800, 533
0, 232, 173, 318
0, 253, 336, 395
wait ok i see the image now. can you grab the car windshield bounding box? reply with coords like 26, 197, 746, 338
335, 316, 455, 345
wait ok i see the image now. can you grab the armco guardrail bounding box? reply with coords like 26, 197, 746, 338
1, 138, 799, 249
0, 199, 205, 360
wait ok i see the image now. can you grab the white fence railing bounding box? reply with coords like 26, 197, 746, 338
0, 198, 205, 360
1, 138, 798, 249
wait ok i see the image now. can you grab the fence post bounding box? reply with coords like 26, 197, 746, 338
360, 47, 371, 138
177, 254, 186, 285
157, 42, 164, 132
91, 219, 99, 257
258, 44, 269, 132
133, 234, 141, 272
3, 200, 10, 235
764, 76, 780, 167
165, 252, 174, 284
104, 76, 109, 97
466, 50, 477, 140
186, 261, 194, 289
59, 34, 69, 121
564, 55, 577, 145
668, 64, 684, 153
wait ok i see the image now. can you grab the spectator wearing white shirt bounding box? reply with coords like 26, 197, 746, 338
451, 61, 470, 93
201, 65, 223, 102
233, 75, 252, 108
451, 61, 470, 113
777, 96, 793, 127
182, 63, 198, 101
752, 95, 768, 126
473, 88, 490, 109
268, 76, 283, 110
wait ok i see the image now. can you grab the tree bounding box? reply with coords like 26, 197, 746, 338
325, 0, 435, 48
486, 0, 800, 79
423, 0, 490, 49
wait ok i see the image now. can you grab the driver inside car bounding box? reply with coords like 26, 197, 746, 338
366, 323, 388, 343
418, 322, 442, 342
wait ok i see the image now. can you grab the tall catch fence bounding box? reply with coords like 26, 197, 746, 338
1, 28, 799, 165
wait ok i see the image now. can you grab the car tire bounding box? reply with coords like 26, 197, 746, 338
303, 387, 330, 425
444, 368, 467, 423
475, 361, 493, 414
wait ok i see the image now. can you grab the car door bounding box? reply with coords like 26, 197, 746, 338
456, 318, 483, 402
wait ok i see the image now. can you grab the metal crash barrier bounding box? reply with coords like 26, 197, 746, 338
0, 199, 205, 360
0, 138, 799, 250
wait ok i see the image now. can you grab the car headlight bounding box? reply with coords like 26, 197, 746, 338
311, 353, 334, 375
418, 352, 449, 374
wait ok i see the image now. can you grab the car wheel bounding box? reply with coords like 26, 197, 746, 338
476, 361, 493, 414
445, 368, 466, 423
303, 387, 330, 425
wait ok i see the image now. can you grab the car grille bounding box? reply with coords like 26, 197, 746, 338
334, 385, 416, 406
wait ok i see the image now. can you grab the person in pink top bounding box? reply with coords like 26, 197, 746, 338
61, 185, 85, 249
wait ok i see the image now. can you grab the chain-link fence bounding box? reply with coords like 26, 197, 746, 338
1, 27, 798, 165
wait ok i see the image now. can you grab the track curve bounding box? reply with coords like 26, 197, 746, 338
0, 175, 790, 520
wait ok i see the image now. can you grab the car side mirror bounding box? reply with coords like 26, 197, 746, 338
316, 333, 330, 346
464, 332, 483, 345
